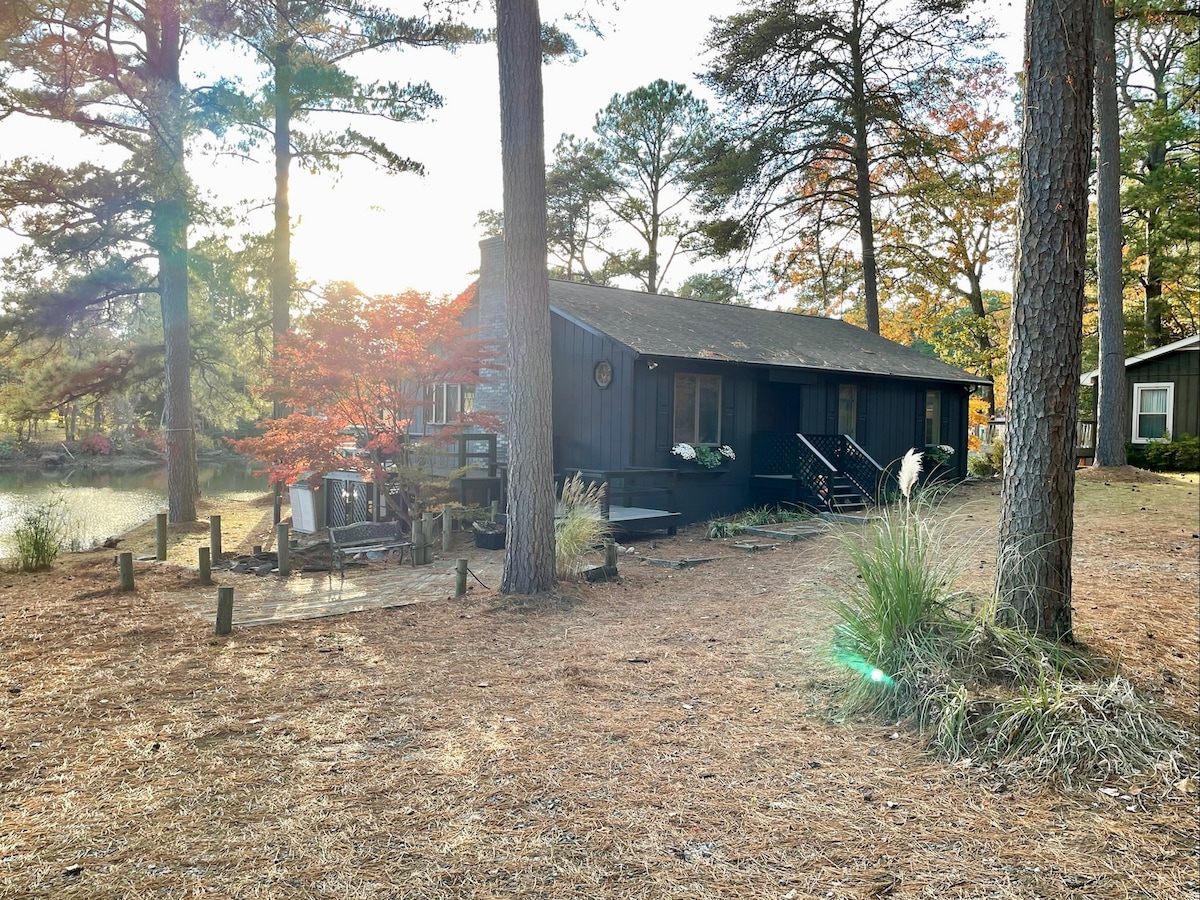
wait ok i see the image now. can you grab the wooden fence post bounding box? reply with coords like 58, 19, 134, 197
198, 547, 212, 586
276, 523, 290, 576
209, 515, 222, 561
422, 512, 434, 565
155, 513, 168, 561
215, 586, 234, 635
489, 500, 499, 523
604, 538, 618, 569
118, 552, 135, 591
442, 503, 452, 553
411, 519, 424, 567
455, 558, 468, 597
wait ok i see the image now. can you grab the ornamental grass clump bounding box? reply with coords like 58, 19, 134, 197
8, 498, 68, 572
555, 474, 610, 580
828, 449, 1195, 785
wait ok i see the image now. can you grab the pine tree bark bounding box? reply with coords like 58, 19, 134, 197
1092, 0, 1126, 468
996, 0, 1094, 640
496, 0, 557, 594
148, 0, 198, 523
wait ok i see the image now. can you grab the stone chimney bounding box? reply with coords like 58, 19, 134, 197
474, 236, 509, 458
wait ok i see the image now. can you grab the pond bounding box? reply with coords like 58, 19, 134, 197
0, 462, 268, 559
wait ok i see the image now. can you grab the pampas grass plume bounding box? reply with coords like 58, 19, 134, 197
899, 449, 923, 501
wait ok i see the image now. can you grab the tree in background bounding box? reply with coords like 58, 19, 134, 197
543, 134, 618, 283
1091, 0, 1126, 468
0, 0, 199, 521
495, 0, 557, 594
876, 67, 1018, 415
701, 0, 993, 334
586, 80, 719, 293
209, 1, 478, 354
1116, 8, 1198, 349
996, 0, 1094, 641
232, 283, 497, 523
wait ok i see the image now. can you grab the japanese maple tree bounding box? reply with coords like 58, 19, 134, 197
233, 282, 498, 522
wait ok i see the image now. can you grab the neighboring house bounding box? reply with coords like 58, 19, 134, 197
470, 237, 989, 526
1080, 334, 1199, 446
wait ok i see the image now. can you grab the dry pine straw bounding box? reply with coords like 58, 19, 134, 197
1, 476, 1197, 899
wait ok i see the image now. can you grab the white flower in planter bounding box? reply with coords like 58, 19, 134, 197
671, 442, 697, 461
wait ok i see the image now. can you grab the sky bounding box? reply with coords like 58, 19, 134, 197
1, 1, 1028, 302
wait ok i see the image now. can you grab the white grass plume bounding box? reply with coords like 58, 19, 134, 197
899, 449, 923, 502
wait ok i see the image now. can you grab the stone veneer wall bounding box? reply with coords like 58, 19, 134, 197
472, 236, 510, 460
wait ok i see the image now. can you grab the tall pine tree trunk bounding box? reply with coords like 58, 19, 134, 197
497, 0, 556, 594
996, 0, 1093, 641
270, 5, 293, 524
148, 0, 197, 523
1093, 0, 1126, 468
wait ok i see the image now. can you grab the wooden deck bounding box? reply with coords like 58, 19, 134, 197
606, 504, 680, 536
164, 551, 505, 628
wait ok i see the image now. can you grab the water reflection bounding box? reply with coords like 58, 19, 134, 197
0, 462, 267, 557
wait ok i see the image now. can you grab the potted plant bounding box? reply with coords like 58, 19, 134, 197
472, 519, 506, 550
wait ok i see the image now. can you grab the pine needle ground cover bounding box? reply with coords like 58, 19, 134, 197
1, 473, 1196, 898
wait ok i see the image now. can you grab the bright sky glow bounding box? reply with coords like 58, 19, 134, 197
0, 1, 1027, 301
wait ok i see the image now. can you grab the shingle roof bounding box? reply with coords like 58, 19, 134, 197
548, 279, 990, 385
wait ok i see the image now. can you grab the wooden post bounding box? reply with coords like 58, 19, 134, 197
198, 547, 212, 585
411, 519, 424, 567
276, 523, 290, 576
252, 544, 262, 556
489, 500, 499, 523
209, 515, 222, 561
422, 512, 434, 564
118, 552, 135, 591
155, 513, 168, 561
442, 503, 452, 552
215, 586, 234, 635
455, 558, 468, 596
604, 538, 618, 569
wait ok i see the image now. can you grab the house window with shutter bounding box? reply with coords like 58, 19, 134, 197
1132, 383, 1172, 443
674, 373, 722, 444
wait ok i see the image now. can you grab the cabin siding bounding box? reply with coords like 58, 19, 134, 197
551, 315, 636, 472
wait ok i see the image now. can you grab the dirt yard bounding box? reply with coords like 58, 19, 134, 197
1, 472, 1197, 899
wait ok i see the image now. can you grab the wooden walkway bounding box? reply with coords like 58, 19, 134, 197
164, 551, 505, 628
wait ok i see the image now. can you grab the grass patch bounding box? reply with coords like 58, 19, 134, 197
829, 460, 1196, 786
555, 473, 610, 579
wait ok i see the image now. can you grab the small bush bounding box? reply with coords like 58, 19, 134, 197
968, 438, 1004, 477
555, 474, 610, 579
1127, 434, 1199, 472
80, 433, 112, 455
9, 498, 68, 572
0, 440, 18, 460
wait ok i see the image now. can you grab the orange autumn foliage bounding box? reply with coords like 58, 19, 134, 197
232, 282, 499, 505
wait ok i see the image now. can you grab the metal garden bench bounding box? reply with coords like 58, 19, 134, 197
328, 520, 414, 582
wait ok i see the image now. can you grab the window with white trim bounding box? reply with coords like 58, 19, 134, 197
1132, 382, 1173, 443
674, 373, 722, 444
425, 383, 474, 426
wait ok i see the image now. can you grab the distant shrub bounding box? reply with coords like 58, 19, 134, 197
1127, 434, 1199, 472
80, 433, 112, 455
968, 438, 1004, 478
0, 440, 18, 460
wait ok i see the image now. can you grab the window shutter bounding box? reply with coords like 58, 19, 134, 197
655, 372, 672, 452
